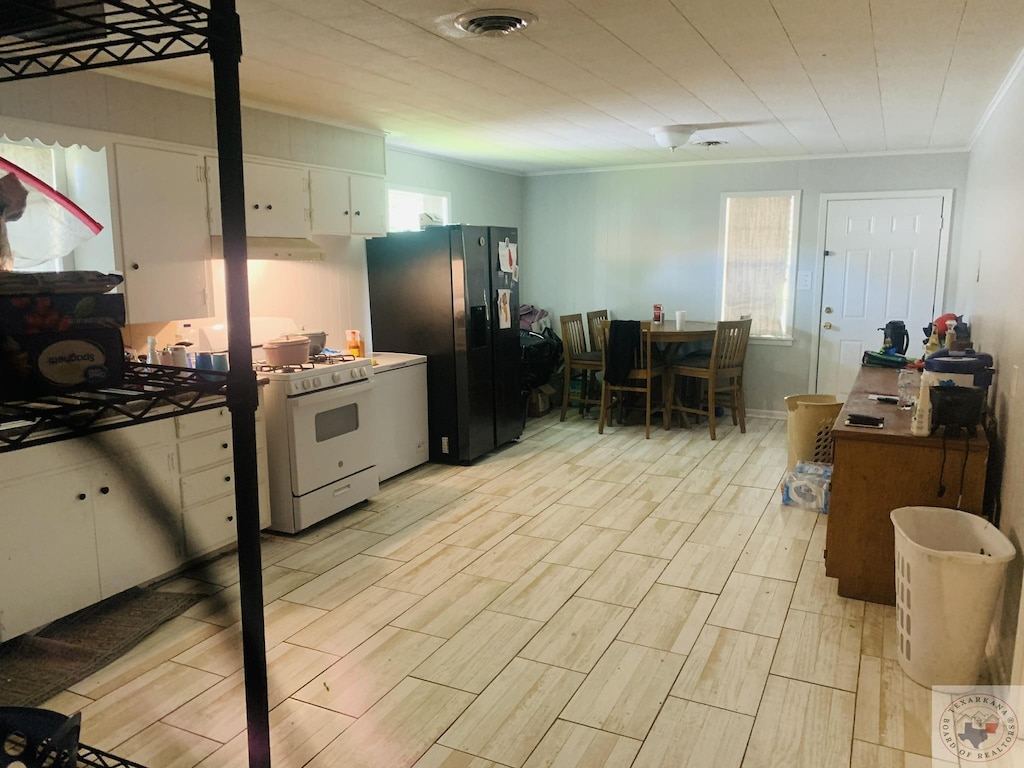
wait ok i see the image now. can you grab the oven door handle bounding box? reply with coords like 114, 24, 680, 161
289, 378, 375, 407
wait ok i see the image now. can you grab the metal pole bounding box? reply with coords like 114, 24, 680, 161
208, 3, 270, 767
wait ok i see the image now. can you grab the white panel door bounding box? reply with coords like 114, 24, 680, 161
817, 197, 943, 402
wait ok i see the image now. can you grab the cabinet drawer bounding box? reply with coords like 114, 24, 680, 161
94, 420, 171, 453
180, 461, 235, 508
176, 406, 231, 438
178, 430, 233, 473
175, 405, 264, 441
1, 421, 170, 484
183, 493, 237, 557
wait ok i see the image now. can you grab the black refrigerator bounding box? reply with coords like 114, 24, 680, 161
366, 225, 523, 464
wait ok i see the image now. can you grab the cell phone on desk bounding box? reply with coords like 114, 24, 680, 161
846, 413, 884, 428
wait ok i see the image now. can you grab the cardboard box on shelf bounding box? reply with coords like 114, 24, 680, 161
1, 327, 125, 399
0, 293, 126, 333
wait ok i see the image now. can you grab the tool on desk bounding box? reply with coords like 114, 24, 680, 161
846, 413, 884, 428
867, 394, 899, 404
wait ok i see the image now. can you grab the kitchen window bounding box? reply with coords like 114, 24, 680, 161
387, 186, 450, 232
719, 191, 800, 340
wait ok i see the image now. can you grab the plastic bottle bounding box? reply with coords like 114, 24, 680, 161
924, 325, 941, 358
146, 336, 158, 365
181, 322, 199, 366
945, 319, 957, 350
897, 368, 916, 409
911, 378, 932, 436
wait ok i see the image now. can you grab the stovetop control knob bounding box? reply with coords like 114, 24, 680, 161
302, 379, 312, 390
332, 372, 343, 383
360, 367, 368, 378
350, 368, 359, 379
313, 377, 322, 389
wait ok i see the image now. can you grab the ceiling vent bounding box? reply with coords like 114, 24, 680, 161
455, 9, 537, 37
693, 139, 728, 148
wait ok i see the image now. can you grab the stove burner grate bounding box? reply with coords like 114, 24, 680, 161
253, 362, 315, 373
253, 353, 357, 373
310, 353, 356, 364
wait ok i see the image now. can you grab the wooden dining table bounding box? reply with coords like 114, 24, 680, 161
648, 320, 718, 428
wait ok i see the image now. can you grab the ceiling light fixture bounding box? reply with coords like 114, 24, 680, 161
455, 8, 537, 37
650, 125, 694, 153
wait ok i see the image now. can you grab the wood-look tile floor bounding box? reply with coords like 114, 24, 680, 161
42, 413, 962, 767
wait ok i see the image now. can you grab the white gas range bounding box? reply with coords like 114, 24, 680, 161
257, 353, 379, 533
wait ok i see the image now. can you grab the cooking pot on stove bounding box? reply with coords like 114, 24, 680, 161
303, 329, 328, 356
263, 334, 310, 366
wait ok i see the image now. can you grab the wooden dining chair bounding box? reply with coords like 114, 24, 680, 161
667, 318, 752, 440
559, 313, 603, 421
598, 320, 665, 439
586, 309, 609, 353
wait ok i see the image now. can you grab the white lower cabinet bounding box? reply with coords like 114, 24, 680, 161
94, 444, 181, 599
175, 402, 270, 559
0, 399, 270, 641
0, 467, 102, 642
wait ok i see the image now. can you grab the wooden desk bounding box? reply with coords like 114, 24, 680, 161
824, 367, 988, 605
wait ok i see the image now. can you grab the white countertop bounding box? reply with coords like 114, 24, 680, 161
372, 352, 427, 373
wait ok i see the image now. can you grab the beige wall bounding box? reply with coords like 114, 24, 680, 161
955, 61, 1024, 683
0, 71, 384, 174
522, 153, 970, 414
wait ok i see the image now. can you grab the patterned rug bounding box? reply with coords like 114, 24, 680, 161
0, 588, 205, 708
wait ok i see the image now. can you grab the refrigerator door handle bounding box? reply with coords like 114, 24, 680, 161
484, 291, 490, 325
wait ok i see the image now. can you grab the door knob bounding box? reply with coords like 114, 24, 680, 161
824, 306, 833, 314
823, 322, 833, 330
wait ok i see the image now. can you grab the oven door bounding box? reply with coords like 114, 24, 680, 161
286, 378, 375, 495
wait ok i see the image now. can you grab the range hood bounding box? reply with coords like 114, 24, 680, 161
211, 236, 325, 261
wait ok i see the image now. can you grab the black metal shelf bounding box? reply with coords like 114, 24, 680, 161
77, 744, 149, 768
0, 362, 231, 452
0, 0, 211, 82
1, 2, 271, 765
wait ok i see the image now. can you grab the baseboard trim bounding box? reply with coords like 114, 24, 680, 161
748, 409, 786, 420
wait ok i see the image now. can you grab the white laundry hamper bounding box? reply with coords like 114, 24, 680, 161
890, 506, 1015, 688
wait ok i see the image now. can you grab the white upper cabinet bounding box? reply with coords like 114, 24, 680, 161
309, 168, 351, 235
206, 158, 310, 238
310, 169, 386, 237
114, 144, 213, 322
349, 173, 387, 236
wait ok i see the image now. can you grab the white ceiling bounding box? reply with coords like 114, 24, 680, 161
120, 0, 1024, 174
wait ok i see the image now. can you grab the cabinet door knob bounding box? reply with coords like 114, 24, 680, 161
224, 475, 231, 482
131, 263, 139, 270
100, 486, 110, 494
253, 203, 260, 209
343, 210, 349, 215
222, 442, 229, 449
78, 493, 87, 500
354, 210, 361, 216
227, 515, 234, 522
266, 204, 272, 210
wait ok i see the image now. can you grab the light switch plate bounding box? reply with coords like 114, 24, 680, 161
796, 270, 812, 290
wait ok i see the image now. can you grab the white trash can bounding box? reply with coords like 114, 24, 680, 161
890, 506, 1015, 688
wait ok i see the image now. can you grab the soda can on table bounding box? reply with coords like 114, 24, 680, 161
653, 304, 663, 322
